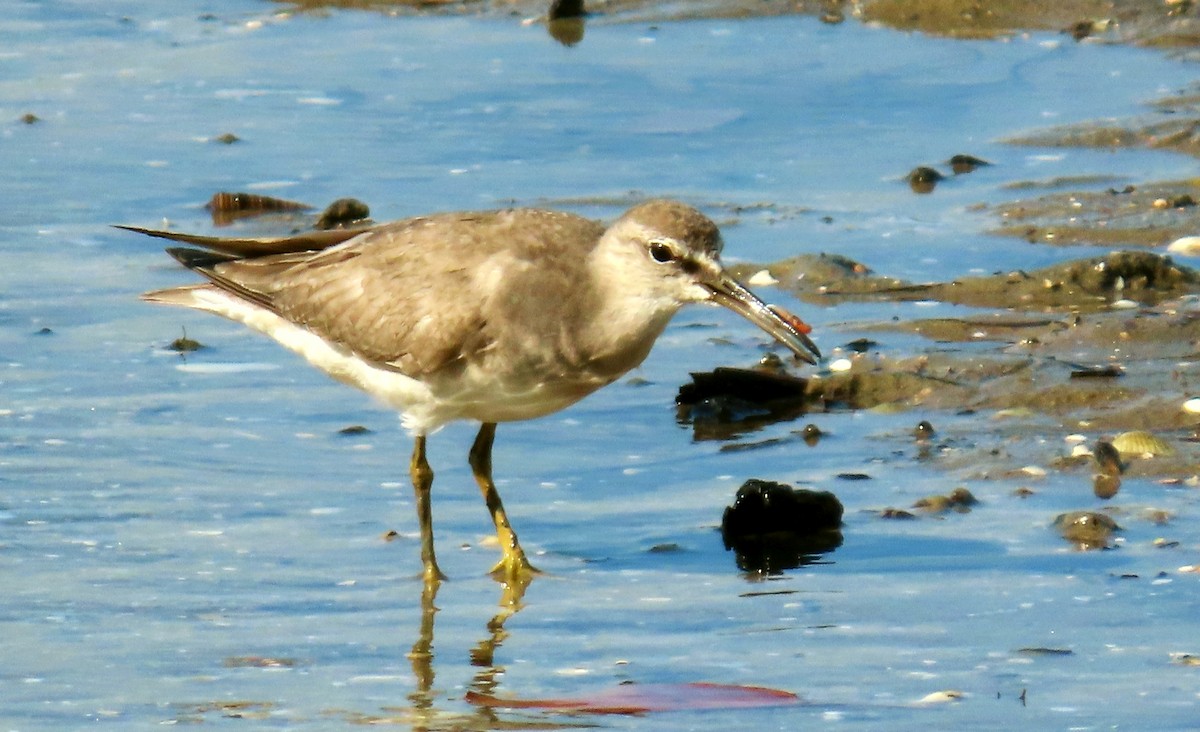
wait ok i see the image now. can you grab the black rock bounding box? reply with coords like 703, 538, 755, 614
721, 479, 843, 574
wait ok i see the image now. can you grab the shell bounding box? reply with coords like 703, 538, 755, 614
1111, 430, 1175, 458
1166, 236, 1200, 257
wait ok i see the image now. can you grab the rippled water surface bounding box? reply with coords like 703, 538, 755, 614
3, 2, 1199, 729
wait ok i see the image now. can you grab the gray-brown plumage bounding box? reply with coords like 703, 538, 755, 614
124, 200, 820, 582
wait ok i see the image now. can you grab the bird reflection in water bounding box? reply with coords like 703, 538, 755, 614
401, 573, 540, 731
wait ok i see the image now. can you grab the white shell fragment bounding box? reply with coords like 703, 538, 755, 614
917, 690, 964, 705
747, 269, 779, 286
1167, 236, 1200, 256
829, 358, 853, 373
1182, 398, 1200, 414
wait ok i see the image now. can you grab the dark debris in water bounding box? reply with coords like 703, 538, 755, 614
207, 190, 312, 226
721, 479, 843, 574
1054, 510, 1120, 550
949, 153, 991, 174
1016, 647, 1075, 657
168, 329, 203, 352
676, 367, 810, 440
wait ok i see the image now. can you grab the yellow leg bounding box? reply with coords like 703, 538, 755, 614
410, 434, 447, 583
469, 423, 538, 579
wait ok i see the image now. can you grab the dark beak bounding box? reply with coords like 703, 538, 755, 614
704, 272, 821, 365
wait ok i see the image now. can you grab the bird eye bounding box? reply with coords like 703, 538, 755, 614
648, 241, 674, 263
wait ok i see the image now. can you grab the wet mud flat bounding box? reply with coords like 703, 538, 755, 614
10, 1, 1200, 730
726, 249, 1200, 475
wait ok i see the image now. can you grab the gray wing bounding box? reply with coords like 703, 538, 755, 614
159, 210, 606, 378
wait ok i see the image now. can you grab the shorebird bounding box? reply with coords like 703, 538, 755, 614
123, 200, 820, 582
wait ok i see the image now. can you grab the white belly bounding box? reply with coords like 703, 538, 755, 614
160, 286, 606, 434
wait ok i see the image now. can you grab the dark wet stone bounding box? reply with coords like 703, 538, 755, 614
947, 487, 978, 506
647, 542, 681, 554
1093, 473, 1121, 499
315, 197, 371, 229
20, 112, 40, 124
212, 132, 241, 144
1067, 20, 1095, 40
914, 420, 935, 440
676, 367, 809, 441
721, 479, 843, 574
33, 327, 54, 336
907, 166, 945, 194
338, 425, 372, 435
678, 367, 808, 405
878, 507, 916, 519
1093, 440, 1125, 475
1070, 364, 1123, 379
207, 191, 311, 225
914, 486, 977, 513
949, 154, 991, 174
548, 0, 584, 19
843, 338, 878, 353
836, 472, 871, 481
800, 423, 823, 446
547, 17, 585, 46
1054, 510, 1120, 550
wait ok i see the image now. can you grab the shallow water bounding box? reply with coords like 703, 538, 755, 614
3, 3, 1200, 729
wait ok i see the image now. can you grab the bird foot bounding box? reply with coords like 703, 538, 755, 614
488, 552, 540, 582
421, 562, 448, 585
